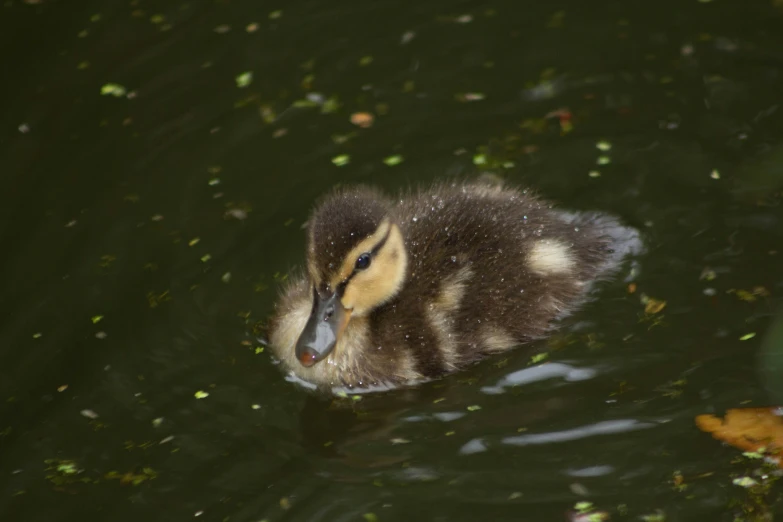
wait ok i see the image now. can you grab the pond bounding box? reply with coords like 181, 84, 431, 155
2, 0, 783, 520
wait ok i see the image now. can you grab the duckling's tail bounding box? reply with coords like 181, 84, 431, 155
560, 210, 645, 283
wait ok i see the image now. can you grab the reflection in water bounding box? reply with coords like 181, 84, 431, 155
459, 419, 658, 455
480, 361, 597, 395
502, 419, 658, 446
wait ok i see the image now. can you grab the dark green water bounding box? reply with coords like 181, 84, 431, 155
2, 0, 783, 520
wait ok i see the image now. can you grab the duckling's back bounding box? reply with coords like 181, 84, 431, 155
369, 181, 642, 379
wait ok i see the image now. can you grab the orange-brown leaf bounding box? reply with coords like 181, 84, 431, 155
695, 408, 783, 467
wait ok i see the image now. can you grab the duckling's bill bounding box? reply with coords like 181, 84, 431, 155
295, 289, 352, 367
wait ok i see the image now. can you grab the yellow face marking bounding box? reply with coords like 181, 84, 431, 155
328, 219, 391, 289
339, 222, 407, 317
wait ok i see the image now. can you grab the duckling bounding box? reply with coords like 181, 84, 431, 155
268, 178, 641, 392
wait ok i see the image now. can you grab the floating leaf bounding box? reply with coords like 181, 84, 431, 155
235, 71, 253, 88
100, 83, 126, 97
530, 352, 548, 364
91, 315, 103, 324
695, 408, 783, 468
733, 476, 759, 488
644, 297, 667, 314
467, 405, 481, 412
740, 332, 756, 341
194, 390, 209, 399
350, 112, 374, 128
331, 154, 350, 167
383, 155, 404, 166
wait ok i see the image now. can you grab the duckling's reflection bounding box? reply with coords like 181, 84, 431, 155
296, 359, 603, 472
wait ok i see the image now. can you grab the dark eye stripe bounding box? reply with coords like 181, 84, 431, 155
341, 226, 393, 287
370, 227, 391, 255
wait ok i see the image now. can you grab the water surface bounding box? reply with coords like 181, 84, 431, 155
2, 0, 783, 520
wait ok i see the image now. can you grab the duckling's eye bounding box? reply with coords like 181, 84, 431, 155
355, 253, 372, 270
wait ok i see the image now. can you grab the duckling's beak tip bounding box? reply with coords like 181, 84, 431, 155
298, 350, 317, 367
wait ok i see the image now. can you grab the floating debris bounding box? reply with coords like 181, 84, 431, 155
739, 333, 756, 341
350, 112, 374, 128
194, 390, 209, 399
400, 31, 416, 44
331, 154, 350, 167
643, 296, 667, 314
269, 10, 283, 19
383, 155, 404, 166
733, 476, 759, 488
91, 315, 103, 324
696, 408, 783, 468
596, 140, 612, 151
100, 83, 126, 97
467, 405, 481, 412
456, 92, 486, 102
235, 71, 253, 88
530, 352, 548, 364
105, 467, 158, 486
710, 169, 720, 179
80, 409, 99, 419
596, 156, 611, 165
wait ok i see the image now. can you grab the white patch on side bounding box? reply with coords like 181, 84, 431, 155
527, 240, 574, 276
480, 325, 517, 353
427, 267, 473, 371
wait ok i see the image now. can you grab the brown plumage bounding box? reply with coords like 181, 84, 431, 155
268, 178, 642, 393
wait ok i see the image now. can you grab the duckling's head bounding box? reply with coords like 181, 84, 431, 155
295, 187, 408, 368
